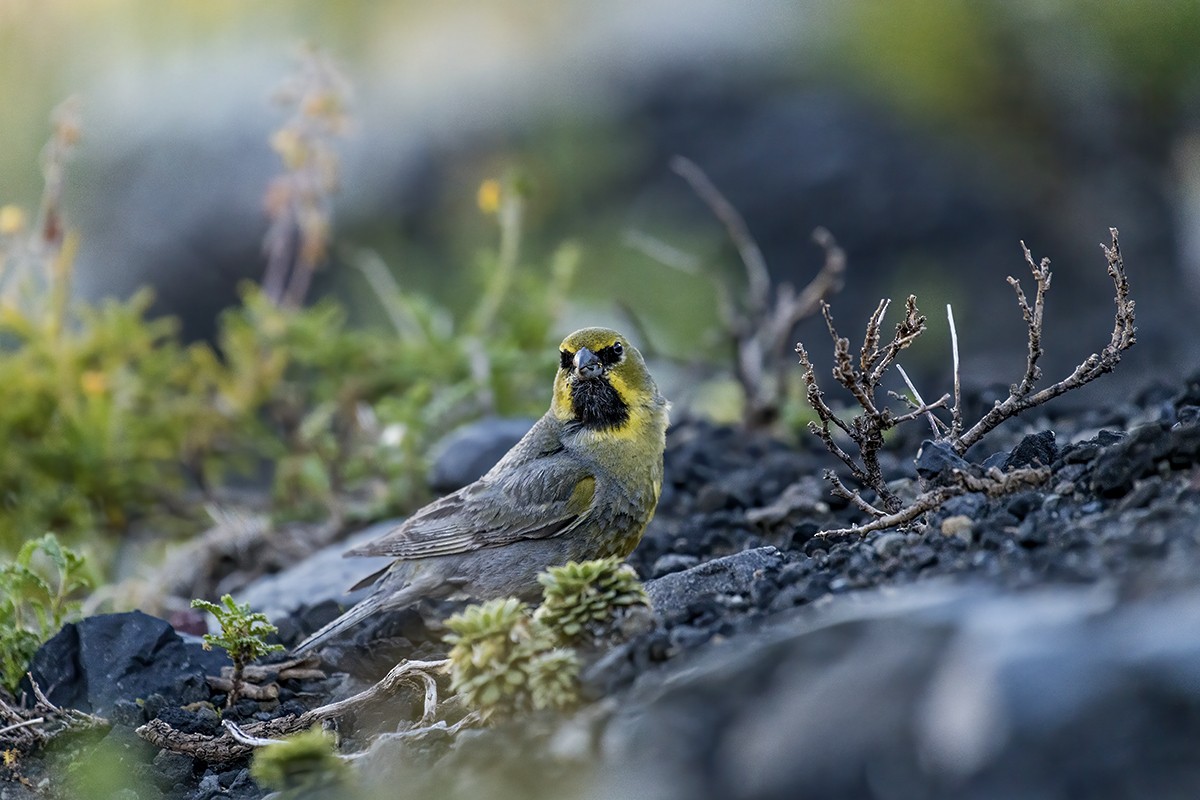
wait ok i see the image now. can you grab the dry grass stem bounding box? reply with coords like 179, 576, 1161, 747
261, 46, 350, 308
947, 304, 963, 437
1, 675, 106, 756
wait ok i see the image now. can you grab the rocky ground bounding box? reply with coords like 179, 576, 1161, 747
6, 371, 1200, 800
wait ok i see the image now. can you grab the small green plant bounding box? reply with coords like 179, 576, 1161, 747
444, 598, 579, 719
535, 558, 650, 646
445, 560, 653, 719
0, 534, 93, 693
526, 648, 581, 712
250, 725, 350, 798
190, 594, 284, 707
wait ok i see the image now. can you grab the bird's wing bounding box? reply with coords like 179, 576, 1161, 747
344, 449, 596, 560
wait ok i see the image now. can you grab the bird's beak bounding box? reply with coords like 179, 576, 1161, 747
574, 347, 603, 381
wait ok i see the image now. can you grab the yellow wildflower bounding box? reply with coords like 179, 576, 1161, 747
0, 204, 27, 236
477, 179, 502, 215
80, 370, 108, 396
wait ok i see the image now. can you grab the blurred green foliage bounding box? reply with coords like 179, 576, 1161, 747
0, 533, 93, 693
251, 725, 352, 797
834, 1, 1200, 134
0, 174, 574, 573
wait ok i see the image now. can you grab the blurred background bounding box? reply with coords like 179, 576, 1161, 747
2, 0, 1199, 396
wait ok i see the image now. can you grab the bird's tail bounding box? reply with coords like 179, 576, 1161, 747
292, 593, 385, 656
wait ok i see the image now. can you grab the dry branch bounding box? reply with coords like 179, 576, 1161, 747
818, 466, 1049, 537
953, 228, 1134, 453
670, 156, 845, 427
797, 295, 947, 513
798, 228, 1134, 536
1, 676, 107, 756
137, 658, 455, 763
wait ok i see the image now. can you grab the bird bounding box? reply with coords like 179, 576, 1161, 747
293, 327, 669, 654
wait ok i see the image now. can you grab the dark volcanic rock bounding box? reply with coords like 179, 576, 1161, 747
646, 546, 784, 626
1090, 422, 1200, 497
24, 611, 223, 717
1003, 430, 1057, 469
916, 439, 971, 481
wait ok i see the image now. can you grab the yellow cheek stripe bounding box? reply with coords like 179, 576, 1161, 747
551, 372, 574, 420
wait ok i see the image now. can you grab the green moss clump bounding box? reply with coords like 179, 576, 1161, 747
250, 725, 349, 796
535, 558, 650, 647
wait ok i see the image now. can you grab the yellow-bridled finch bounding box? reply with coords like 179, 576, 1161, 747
294, 327, 668, 654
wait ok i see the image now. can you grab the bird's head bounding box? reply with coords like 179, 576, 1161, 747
551, 327, 664, 435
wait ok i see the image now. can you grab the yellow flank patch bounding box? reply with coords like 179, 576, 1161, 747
568, 476, 596, 514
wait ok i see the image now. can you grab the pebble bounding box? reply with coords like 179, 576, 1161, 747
939, 515, 974, 543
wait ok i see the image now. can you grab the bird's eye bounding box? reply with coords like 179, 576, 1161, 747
560, 349, 573, 370
611, 341, 624, 357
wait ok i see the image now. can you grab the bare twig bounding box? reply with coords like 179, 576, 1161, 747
205, 677, 279, 701
0, 718, 45, 736
343, 712, 484, 760
137, 658, 452, 763
954, 229, 1135, 453
670, 156, 771, 318
798, 229, 1133, 536
797, 296, 929, 512
824, 470, 886, 518
223, 719, 285, 748
817, 466, 1049, 537
895, 364, 942, 436
1, 676, 107, 756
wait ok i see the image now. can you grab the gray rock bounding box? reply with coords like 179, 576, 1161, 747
427, 417, 536, 494
236, 519, 400, 621
916, 439, 971, 481
151, 749, 195, 791
650, 553, 700, 578
646, 546, 783, 624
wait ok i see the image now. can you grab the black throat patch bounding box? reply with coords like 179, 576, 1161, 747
571, 376, 630, 430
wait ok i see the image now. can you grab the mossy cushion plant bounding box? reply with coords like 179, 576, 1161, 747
535, 557, 650, 647
444, 598, 580, 719
445, 559, 652, 719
